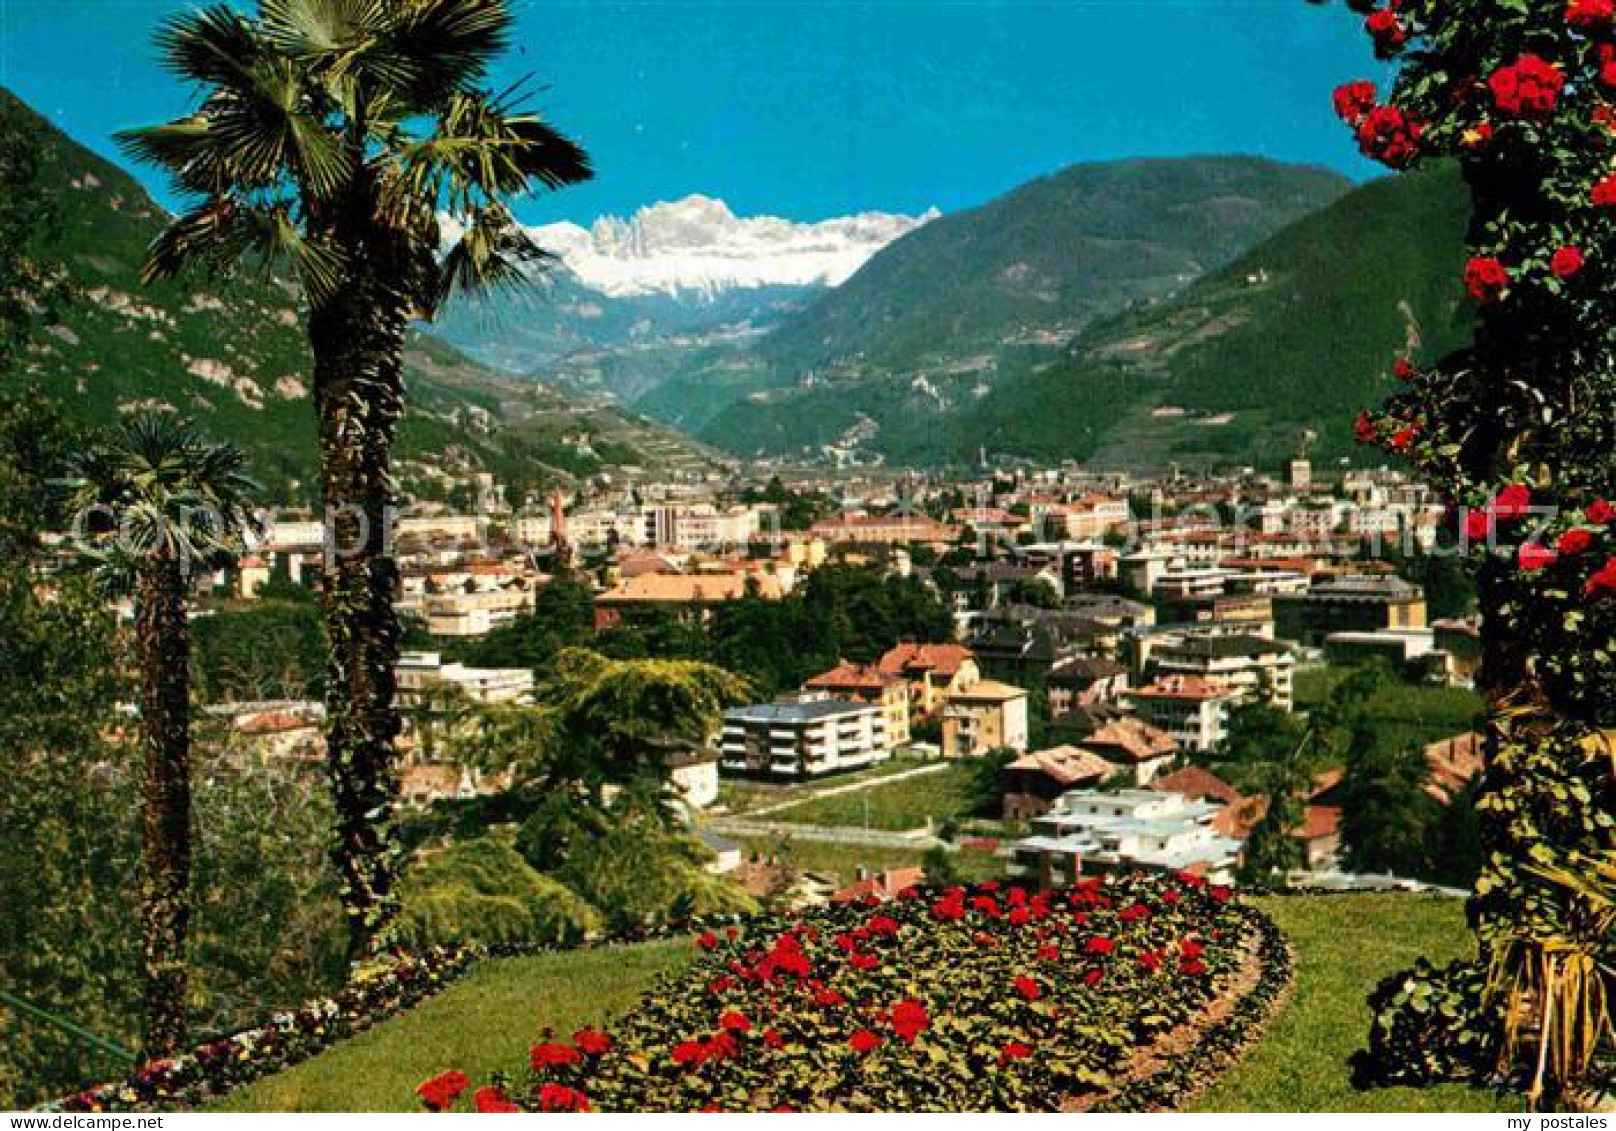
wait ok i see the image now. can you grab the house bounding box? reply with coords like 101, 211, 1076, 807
804, 663, 913, 746
1149, 765, 1243, 806
876, 641, 980, 720
719, 694, 892, 778
400, 762, 485, 807
732, 854, 840, 909
810, 514, 959, 548
225, 703, 326, 764
593, 570, 786, 629
396, 652, 534, 705
1076, 715, 1178, 785
422, 584, 535, 637
1146, 634, 1296, 711
667, 744, 721, 809
1008, 788, 1244, 887
1046, 657, 1130, 717
942, 680, 1031, 758
1422, 731, 1484, 804
1210, 797, 1343, 871
1126, 676, 1245, 754
998, 746, 1114, 820
698, 829, 744, 874
1273, 576, 1428, 646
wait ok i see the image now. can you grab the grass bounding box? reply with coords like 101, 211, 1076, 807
210, 893, 1521, 1113
765, 763, 979, 831
1195, 893, 1519, 1113
209, 942, 692, 1113
715, 755, 935, 816
1295, 665, 1485, 759
731, 835, 1006, 887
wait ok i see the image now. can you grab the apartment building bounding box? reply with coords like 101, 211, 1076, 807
719, 695, 893, 779
1126, 676, 1245, 754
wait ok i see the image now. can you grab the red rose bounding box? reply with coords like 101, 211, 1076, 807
1012, 974, 1042, 1001
472, 1086, 521, 1114
849, 1028, 883, 1055
1356, 105, 1422, 168
998, 1040, 1034, 1064
537, 1084, 591, 1113
1568, 0, 1615, 28
1465, 257, 1510, 304
1489, 54, 1565, 117
1585, 557, 1616, 597
1464, 509, 1495, 542
891, 998, 930, 1043
415, 1070, 470, 1112
1587, 499, 1616, 525
1365, 8, 1407, 56
1558, 528, 1595, 556
1493, 484, 1534, 520
1552, 247, 1586, 279
573, 1027, 611, 1056
530, 1041, 581, 1069
1593, 173, 1616, 208
1393, 358, 1417, 381
1333, 80, 1379, 125
718, 1010, 751, 1033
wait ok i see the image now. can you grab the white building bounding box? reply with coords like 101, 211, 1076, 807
1008, 788, 1243, 886
720, 694, 892, 779
396, 652, 534, 705
1126, 676, 1245, 754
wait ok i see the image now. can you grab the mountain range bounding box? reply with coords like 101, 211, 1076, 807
1, 88, 714, 505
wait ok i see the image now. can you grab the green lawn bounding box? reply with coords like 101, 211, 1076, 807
1294, 666, 1485, 759
730, 835, 1006, 886
210, 893, 1521, 1113
716, 755, 935, 816
209, 942, 692, 1113
766, 763, 978, 831
1195, 893, 1518, 1113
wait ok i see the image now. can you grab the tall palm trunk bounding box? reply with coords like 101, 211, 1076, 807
310, 186, 411, 961
134, 552, 191, 1057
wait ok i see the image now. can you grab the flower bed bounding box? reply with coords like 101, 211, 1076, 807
48, 948, 476, 1113
422, 874, 1274, 1113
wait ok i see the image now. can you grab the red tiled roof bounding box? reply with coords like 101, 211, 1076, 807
1152, 765, 1242, 804
830, 867, 928, 904
877, 642, 975, 679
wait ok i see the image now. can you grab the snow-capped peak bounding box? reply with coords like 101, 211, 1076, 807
523, 195, 938, 299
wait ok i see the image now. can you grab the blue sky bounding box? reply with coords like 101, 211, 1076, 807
0, 1, 1388, 225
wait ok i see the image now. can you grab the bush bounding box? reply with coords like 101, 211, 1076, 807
399, 838, 602, 948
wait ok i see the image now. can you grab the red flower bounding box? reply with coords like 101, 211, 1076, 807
1559, 528, 1596, 556
1118, 903, 1151, 922
472, 1086, 521, 1114
1489, 54, 1565, 117
1593, 173, 1616, 208
1588, 499, 1616, 525
848, 951, 879, 970
1462, 121, 1496, 149
530, 1042, 580, 1070
1585, 557, 1616, 597
672, 1040, 705, 1067
573, 1027, 611, 1056
1037, 943, 1061, 962
1209, 886, 1231, 903
1493, 484, 1534, 520
1465, 257, 1510, 304
1356, 105, 1422, 168
1086, 936, 1116, 956
849, 1028, 883, 1055
813, 986, 845, 1008
762, 1027, 784, 1048
1393, 358, 1417, 381
866, 914, 899, 936
1013, 974, 1042, 1001
1333, 80, 1379, 125
719, 1010, 751, 1033
998, 1040, 1034, 1064
1138, 950, 1163, 972
1181, 939, 1206, 959
537, 1084, 591, 1113
696, 931, 719, 950
1520, 543, 1560, 572
891, 998, 930, 1043
1389, 425, 1418, 452
1464, 508, 1495, 543
1180, 958, 1209, 977
1552, 247, 1586, 280
416, 1070, 470, 1112
1355, 411, 1378, 444
1602, 45, 1616, 88
1084, 967, 1106, 987
930, 894, 966, 922
1568, 0, 1615, 28
1364, 7, 1407, 57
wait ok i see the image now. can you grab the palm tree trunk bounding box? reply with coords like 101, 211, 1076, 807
135, 553, 191, 1058
310, 234, 409, 962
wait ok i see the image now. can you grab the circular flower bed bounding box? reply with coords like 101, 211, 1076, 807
424, 874, 1280, 1113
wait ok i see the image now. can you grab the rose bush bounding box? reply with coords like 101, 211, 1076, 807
422, 875, 1272, 1113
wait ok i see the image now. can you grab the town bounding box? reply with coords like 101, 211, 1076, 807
129, 450, 1482, 909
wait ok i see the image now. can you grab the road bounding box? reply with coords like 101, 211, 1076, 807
702, 816, 950, 852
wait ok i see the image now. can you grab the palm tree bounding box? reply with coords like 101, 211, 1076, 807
117, 0, 591, 958
69, 413, 257, 1057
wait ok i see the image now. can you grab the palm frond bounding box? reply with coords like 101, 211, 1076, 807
153, 4, 264, 87
378, 0, 514, 104
142, 198, 347, 303
406, 90, 592, 206
429, 204, 547, 316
